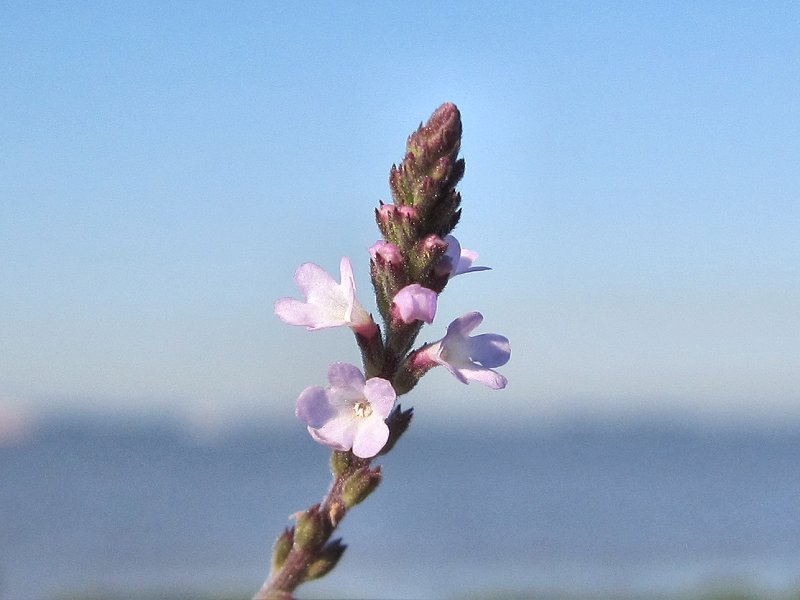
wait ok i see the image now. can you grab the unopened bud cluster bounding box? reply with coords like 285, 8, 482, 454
372, 105, 464, 352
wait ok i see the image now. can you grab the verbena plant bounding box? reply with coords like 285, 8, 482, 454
254, 104, 511, 600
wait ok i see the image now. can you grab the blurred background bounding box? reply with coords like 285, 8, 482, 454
1, 2, 798, 599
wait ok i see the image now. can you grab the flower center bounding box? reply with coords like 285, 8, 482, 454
353, 401, 373, 418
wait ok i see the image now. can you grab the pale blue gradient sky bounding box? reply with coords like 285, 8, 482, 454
1, 2, 798, 430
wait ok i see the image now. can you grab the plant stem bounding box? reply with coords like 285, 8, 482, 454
253, 411, 410, 600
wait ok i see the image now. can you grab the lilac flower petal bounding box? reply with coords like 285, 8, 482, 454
312, 411, 359, 451
294, 262, 338, 298
447, 311, 483, 337
275, 261, 349, 329
393, 284, 438, 324
327, 386, 363, 410
459, 248, 478, 264
295, 386, 336, 428
297, 364, 396, 454
327, 362, 366, 392
461, 265, 492, 274
362, 377, 396, 419
455, 363, 508, 389
437, 347, 504, 387
338, 258, 358, 316
443, 234, 462, 268
420, 312, 511, 389
338, 257, 356, 298
454, 249, 490, 275
308, 426, 349, 451
352, 415, 390, 458
339, 258, 372, 328
304, 263, 349, 319
436, 354, 470, 384
466, 333, 511, 367
275, 257, 375, 335
442, 235, 491, 278
274, 297, 346, 330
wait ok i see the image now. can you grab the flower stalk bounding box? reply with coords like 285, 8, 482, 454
256, 103, 510, 599
253, 409, 410, 600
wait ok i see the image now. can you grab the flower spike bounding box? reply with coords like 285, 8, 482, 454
259, 105, 513, 599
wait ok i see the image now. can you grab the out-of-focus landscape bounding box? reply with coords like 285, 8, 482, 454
3, 417, 800, 600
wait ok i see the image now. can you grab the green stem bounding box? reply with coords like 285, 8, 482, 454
253, 459, 363, 599
253, 411, 408, 600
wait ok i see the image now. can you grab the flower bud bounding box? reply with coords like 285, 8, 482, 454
376, 202, 420, 250
341, 466, 382, 508
409, 234, 449, 285
391, 284, 437, 325
369, 240, 404, 266
270, 527, 294, 572
294, 505, 327, 551
304, 539, 347, 581
376, 202, 398, 232
369, 241, 408, 296
397, 205, 418, 220
430, 156, 453, 182
418, 233, 448, 257
407, 103, 462, 169
370, 256, 407, 326
389, 159, 414, 205
390, 104, 463, 232
330, 450, 352, 477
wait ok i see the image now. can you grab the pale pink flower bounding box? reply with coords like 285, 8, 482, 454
296, 362, 396, 458
414, 312, 510, 389
274, 257, 376, 336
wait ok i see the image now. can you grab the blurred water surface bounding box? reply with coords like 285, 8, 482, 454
2, 417, 799, 599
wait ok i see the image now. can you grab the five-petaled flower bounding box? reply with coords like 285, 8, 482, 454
411, 312, 510, 389
296, 362, 396, 458
274, 257, 377, 337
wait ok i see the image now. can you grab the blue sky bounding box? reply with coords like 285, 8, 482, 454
1, 2, 798, 432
